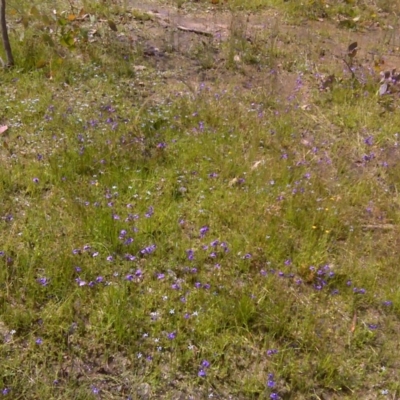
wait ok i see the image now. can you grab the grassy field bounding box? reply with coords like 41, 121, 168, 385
2, 0, 400, 398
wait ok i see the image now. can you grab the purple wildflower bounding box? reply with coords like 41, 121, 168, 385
145, 206, 154, 218
364, 136, 374, 146
186, 249, 194, 260
198, 369, 206, 377
167, 331, 176, 340
199, 226, 209, 238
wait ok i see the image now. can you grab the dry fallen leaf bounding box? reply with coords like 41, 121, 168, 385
251, 160, 264, 170
0, 125, 8, 135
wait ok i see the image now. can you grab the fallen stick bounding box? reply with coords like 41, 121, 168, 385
177, 25, 213, 37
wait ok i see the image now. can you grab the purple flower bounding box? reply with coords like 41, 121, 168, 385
37, 277, 49, 286
364, 136, 374, 146
35, 337, 43, 345
267, 349, 278, 356
171, 283, 181, 290
2, 388, 10, 395
186, 249, 194, 260
157, 273, 165, 280
199, 226, 209, 238
141, 244, 156, 255
76, 278, 87, 286
201, 360, 210, 368
195, 282, 202, 289
167, 331, 176, 340
270, 394, 279, 400
198, 369, 207, 377
125, 274, 134, 281
243, 253, 252, 259
91, 386, 100, 395
145, 206, 154, 218
124, 237, 134, 245
32, 177, 39, 183
383, 300, 393, 306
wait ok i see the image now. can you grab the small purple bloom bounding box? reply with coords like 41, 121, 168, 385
167, 331, 176, 340
364, 136, 374, 146
201, 360, 210, 368
198, 369, 206, 377
186, 249, 194, 260
267, 349, 278, 356
32, 177, 39, 183
91, 386, 100, 395
35, 337, 43, 345
124, 237, 134, 245
199, 225, 209, 238
267, 379, 276, 388
145, 206, 154, 218
37, 277, 49, 286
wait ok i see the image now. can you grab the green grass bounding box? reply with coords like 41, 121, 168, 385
2, 0, 400, 398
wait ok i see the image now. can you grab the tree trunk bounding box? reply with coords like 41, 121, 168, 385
0, 0, 14, 67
